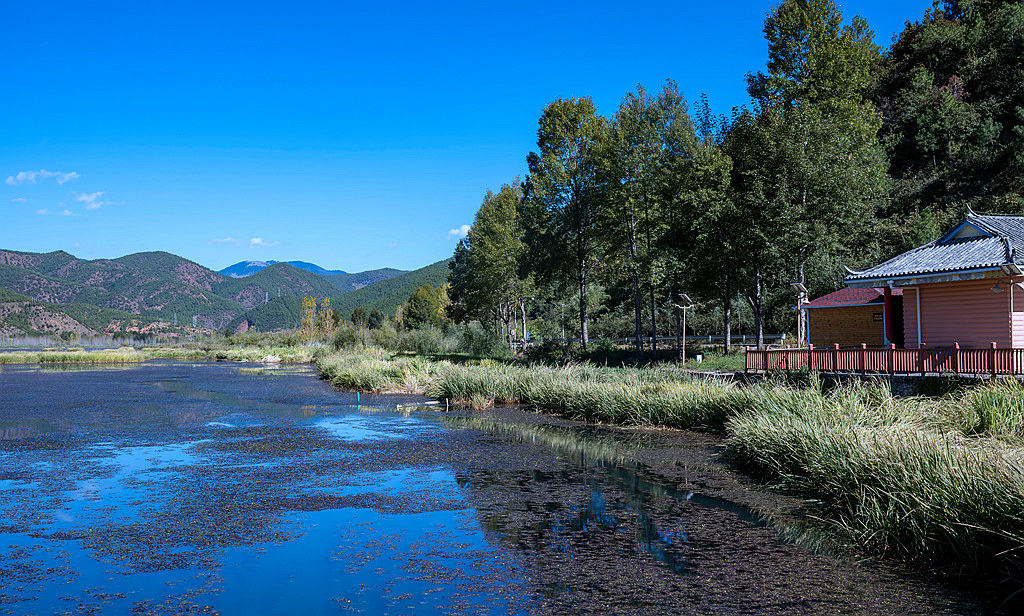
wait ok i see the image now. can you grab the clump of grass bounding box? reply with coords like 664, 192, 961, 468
428, 361, 739, 429
316, 349, 444, 393
726, 380, 1024, 571
958, 378, 1024, 443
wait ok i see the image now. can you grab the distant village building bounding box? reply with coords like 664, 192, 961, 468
840, 209, 1024, 349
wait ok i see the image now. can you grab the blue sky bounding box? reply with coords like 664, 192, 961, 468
2, 0, 930, 273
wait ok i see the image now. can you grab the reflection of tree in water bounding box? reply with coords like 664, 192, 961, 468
446, 417, 723, 613
446, 415, 977, 616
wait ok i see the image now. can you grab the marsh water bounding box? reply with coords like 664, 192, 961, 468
0, 361, 990, 615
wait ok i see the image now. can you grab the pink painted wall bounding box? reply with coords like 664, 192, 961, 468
903, 278, 1013, 349
1013, 283, 1024, 347
903, 288, 919, 347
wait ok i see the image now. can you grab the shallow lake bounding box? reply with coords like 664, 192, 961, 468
0, 361, 989, 614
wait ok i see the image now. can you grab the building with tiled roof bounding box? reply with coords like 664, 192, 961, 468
842, 208, 1024, 349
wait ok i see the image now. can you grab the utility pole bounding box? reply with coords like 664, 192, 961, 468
791, 282, 808, 347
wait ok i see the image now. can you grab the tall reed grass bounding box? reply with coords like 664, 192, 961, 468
726, 379, 1024, 571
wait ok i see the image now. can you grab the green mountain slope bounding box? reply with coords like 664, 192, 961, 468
323, 268, 407, 293
0, 249, 244, 329
330, 259, 450, 318
229, 259, 451, 331
0, 287, 164, 338
213, 263, 339, 309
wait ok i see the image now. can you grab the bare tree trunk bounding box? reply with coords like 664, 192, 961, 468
673, 277, 682, 362
579, 265, 589, 349
627, 209, 643, 359
632, 271, 644, 358
521, 299, 527, 354
643, 199, 657, 357
649, 284, 658, 358
723, 294, 732, 354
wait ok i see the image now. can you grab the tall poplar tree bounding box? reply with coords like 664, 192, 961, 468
731, 0, 889, 345
522, 98, 608, 349
448, 183, 529, 348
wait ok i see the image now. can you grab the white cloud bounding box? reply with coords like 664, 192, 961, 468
60, 209, 73, 216
388, 241, 398, 249
447, 224, 471, 239
74, 191, 105, 210
249, 237, 280, 248
5, 169, 79, 185
36, 208, 47, 215
211, 237, 241, 245
12, 197, 26, 203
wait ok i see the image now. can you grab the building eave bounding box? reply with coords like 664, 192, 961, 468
845, 267, 1003, 288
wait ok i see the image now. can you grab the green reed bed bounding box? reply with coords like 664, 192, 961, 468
726, 379, 1024, 573
0, 347, 151, 364
427, 361, 739, 429
0, 345, 315, 365
316, 349, 445, 393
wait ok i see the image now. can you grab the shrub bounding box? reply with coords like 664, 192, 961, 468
455, 322, 509, 358
330, 323, 363, 351
396, 327, 447, 355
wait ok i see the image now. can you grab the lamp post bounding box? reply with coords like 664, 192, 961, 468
673, 293, 695, 364
791, 282, 808, 348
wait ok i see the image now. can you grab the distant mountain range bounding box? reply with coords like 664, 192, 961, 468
0, 248, 420, 337
219, 260, 349, 278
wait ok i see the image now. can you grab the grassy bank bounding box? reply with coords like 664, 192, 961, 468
314, 349, 1024, 583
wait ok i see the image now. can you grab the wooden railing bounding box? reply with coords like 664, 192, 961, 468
744, 343, 1024, 376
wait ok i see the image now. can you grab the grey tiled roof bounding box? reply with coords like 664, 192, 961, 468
846, 211, 1024, 282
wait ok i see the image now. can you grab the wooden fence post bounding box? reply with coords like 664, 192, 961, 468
833, 343, 839, 372
991, 342, 997, 376
954, 342, 960, 374
888, 343, 895, 374
860, 343, 866, 374
785, 347, 790, 371
808, 344, 814, 371
920, 342, 926, 376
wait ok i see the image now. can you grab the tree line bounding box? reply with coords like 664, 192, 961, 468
446, 0, 1023, 356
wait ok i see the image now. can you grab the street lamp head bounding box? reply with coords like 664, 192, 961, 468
677, 293, 694, 308
790, 282, 807, 294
